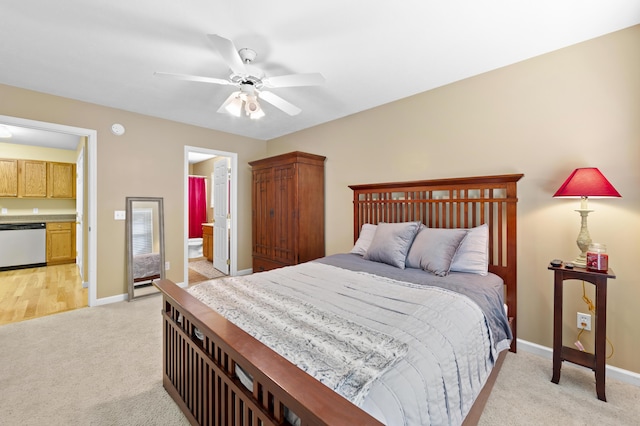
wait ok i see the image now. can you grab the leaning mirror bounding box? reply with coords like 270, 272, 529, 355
126, 197, 165, 300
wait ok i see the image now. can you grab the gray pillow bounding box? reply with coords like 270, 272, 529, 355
406, 227, 467, 276
350, 224, 378, 256
363, 222, 420, 269
450, 224, 489, 275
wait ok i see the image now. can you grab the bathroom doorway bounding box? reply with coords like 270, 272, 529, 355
184, 146, 237, 286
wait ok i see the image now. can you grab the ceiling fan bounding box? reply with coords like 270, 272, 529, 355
154, 34, 325, 119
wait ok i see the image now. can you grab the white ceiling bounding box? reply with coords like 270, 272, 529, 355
0, 124, 82, 150
1, 1, 639, 142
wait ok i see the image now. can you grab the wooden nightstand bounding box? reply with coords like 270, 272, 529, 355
548, 264, 615, 401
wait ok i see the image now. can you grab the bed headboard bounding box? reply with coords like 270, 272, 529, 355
349, 173, 523, 352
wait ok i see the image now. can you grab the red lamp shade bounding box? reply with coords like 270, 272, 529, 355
553, 168, 621, 198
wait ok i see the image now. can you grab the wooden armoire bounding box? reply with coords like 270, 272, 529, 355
249, 151, 326, 272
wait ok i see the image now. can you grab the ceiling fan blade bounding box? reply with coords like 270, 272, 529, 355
154, 71, 232, 86
258, 91, 302, 116
263, 73, 325, 88
207, 34, 247, 76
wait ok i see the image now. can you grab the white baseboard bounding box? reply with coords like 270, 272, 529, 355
95, 281, 186, 304
517, 339, 640, 388
94, 293, 127, 306
238, 268, 252, 276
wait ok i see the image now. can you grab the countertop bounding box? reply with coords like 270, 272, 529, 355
0, 214, 76, 224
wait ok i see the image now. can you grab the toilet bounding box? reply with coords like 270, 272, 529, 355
188, 238, 203, 259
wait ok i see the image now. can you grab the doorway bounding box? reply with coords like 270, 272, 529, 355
0, 114, 97, 307
184, 146, 237, 286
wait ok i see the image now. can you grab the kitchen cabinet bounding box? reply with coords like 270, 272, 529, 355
202, 224, 213, 262
0, 159, 18, 197
0, 158, 75, 199
18, 160, 47, 198
46, 222, 76, 265
249, 151, 325, 272
47, 162, 75, 198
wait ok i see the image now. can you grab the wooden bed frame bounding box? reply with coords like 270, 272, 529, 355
154, 173, 523, 426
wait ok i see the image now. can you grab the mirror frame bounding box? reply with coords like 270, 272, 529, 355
126, 196, 166, 300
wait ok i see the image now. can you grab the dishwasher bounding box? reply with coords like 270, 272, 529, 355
0, 222, 47, 269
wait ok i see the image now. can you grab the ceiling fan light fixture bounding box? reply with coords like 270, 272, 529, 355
249, 107, 265, 120
244, 95, 263, 119
224, 96, 243, 117
0, 125, 12, 138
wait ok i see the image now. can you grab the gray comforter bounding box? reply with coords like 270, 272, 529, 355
189, 253, 511, 425
316, 253, 512, 353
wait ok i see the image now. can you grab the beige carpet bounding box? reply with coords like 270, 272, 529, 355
0, 295, 189, 426
480, 350, 640, 425
1, 295, 639, 425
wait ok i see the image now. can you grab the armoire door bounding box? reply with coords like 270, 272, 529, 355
252, 167, 274, 259
272, 163, 297, 265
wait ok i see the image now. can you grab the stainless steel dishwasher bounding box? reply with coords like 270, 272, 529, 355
0, 222, 47, 269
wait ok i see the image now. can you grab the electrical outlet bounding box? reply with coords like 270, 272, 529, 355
165, 261, 170, 271
577, 312, 591, 331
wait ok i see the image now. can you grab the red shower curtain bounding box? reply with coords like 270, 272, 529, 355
188, 176, 207, 238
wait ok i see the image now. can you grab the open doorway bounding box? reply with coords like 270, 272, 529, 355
184, 146, 237, 286
0, 114, 97, 309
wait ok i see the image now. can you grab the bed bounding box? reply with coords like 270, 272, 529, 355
132, 252, 162, 284
154, 173, 523, 425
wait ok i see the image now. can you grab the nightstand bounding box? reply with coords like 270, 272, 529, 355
548, 264, 615, 401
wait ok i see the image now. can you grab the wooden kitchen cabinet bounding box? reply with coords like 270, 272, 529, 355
249, 151, 326, 272
46, 222, 76, 265
0, 159, 18, 197
47, 162, 75, 198
0, 158, 75, 199
18, 160, 48, 198
202, 224, 213, 262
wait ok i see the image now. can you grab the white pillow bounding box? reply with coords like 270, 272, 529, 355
406, 227, 467, 276
363, 222, 420, 269
450, 224, 489, 275
350, 224, 378, 255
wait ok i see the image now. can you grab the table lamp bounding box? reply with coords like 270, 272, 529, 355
553, 168, 621, 267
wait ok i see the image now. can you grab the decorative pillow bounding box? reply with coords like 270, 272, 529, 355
405, 227, 467, 276
363, 222, 420, 269
350, 224, 378, 256
450, 224, 489, 275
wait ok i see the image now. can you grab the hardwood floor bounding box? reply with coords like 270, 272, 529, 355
0, 263, 87, 325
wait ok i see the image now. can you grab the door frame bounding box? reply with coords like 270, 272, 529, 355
75, 146, 84, 282
184, 146, 237, 284
0, 114, 98, 306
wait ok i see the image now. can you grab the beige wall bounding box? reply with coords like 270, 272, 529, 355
268, 26, 640, 374
0, 84, 267, 298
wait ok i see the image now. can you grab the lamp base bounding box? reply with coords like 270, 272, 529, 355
572, 254, 587, 268
573, 208, 593, 269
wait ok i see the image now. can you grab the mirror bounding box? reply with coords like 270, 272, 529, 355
126, 196, 165, 300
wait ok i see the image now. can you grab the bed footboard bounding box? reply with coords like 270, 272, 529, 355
155, 279, 383, 426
